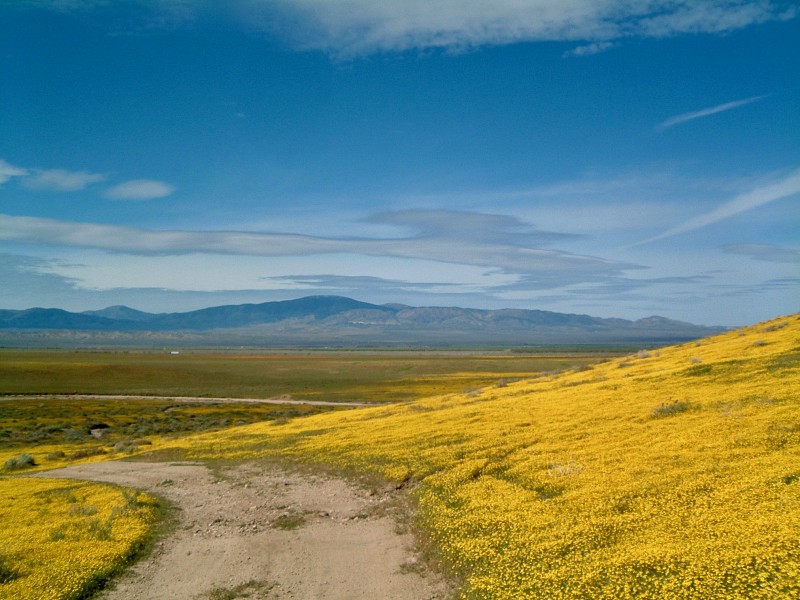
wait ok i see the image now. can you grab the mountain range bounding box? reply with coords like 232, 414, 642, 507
0, 296, 725, 348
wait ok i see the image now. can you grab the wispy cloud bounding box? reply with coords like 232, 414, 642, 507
104, 179, 176, 200
633, 168, 800, 245
658, 95, 768, 130
22, 168, 106, 191
1, 159, 172, 197
724, 243, 800, 263
17, 1, 797, 57
0, 210, 636, 280
249, 0, 795, 57
366, 210, 581, 246
0, 159, 28, 184
563, 41, 616, 58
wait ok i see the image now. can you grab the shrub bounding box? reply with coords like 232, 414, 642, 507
68, 447, 106, 460
113, 441, 139, 454
4, 453, 36, 471
652, 401, 692, 418
0, 554, 19, 583
63, 428, 86, 442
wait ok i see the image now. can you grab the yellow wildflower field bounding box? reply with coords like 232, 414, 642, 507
169, 314, 800, 598
0, 478, 158, 600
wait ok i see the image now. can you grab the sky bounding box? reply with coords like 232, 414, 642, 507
1, 1, 798, 326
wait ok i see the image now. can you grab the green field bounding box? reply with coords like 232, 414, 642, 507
0, 349, 607, 402
0, 349, 609, 461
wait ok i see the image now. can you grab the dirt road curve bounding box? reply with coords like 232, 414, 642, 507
1, 394, 376, 407
35, 461, 451, 600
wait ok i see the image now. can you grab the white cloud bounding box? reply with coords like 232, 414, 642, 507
104, 179, 176, 200
658, 95, 768, 130
0, 159, 28, 184
563, 41, 616, 57
635, 168, 800, 245
637, 1, 794, 37
249, 0, 795, 57
22, 168, 106, 191
19, 1, 796, 57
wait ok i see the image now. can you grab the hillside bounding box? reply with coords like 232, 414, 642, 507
168, 313, 800, 598
0, 295, 723, 347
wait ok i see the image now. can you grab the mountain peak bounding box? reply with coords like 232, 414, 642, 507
83, 305, 156, 321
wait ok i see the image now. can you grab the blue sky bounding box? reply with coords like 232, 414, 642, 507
1, 1, 798, 326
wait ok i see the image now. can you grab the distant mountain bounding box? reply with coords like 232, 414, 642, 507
0, 308, 124, 330
0, 295, 725, 347
146, 296, 387, 330
82, 305, 157, 322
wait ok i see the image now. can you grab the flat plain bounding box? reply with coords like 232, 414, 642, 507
0, 349, 605, 401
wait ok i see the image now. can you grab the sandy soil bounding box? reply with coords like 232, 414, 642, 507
35, 461, 452, 600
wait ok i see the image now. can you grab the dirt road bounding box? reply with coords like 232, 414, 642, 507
1, 394, 376, 407
36, 461, 451, 599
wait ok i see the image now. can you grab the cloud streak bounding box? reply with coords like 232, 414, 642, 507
0, 159, 28, 184
658, 95, 768, 130
0, 210, 636, 279
634, 168, 800, 245
22, 168, 106, 191
724, 243, 800, 263
104, 179, 176, 200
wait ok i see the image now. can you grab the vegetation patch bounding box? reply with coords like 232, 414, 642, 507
270, 513, 307, 530
651, 401, 693, 418
0, 350, 603, 402
3, 452, 35, 471
0, 554, 20, 584
682, 363, 713, 376
0, 478, 160, 600
206, 579, 276, 599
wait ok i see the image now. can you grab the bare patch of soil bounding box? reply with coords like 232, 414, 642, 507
35, 461, 452, 599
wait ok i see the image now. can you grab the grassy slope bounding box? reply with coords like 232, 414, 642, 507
170, 314, 800, 599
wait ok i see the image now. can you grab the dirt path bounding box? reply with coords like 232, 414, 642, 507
35, 461, 451, 600
0, 394, 376, 407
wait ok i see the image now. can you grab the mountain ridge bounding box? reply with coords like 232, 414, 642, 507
0, 295, 725, 346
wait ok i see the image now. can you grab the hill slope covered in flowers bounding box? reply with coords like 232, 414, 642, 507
174, 314, 800, 598
0, 478, 158, 600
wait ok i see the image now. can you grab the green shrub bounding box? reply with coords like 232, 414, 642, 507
68, 447, 106, 460
0, 554, 20, 583
652, 401, 692, 418
4, 453, 36, 471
